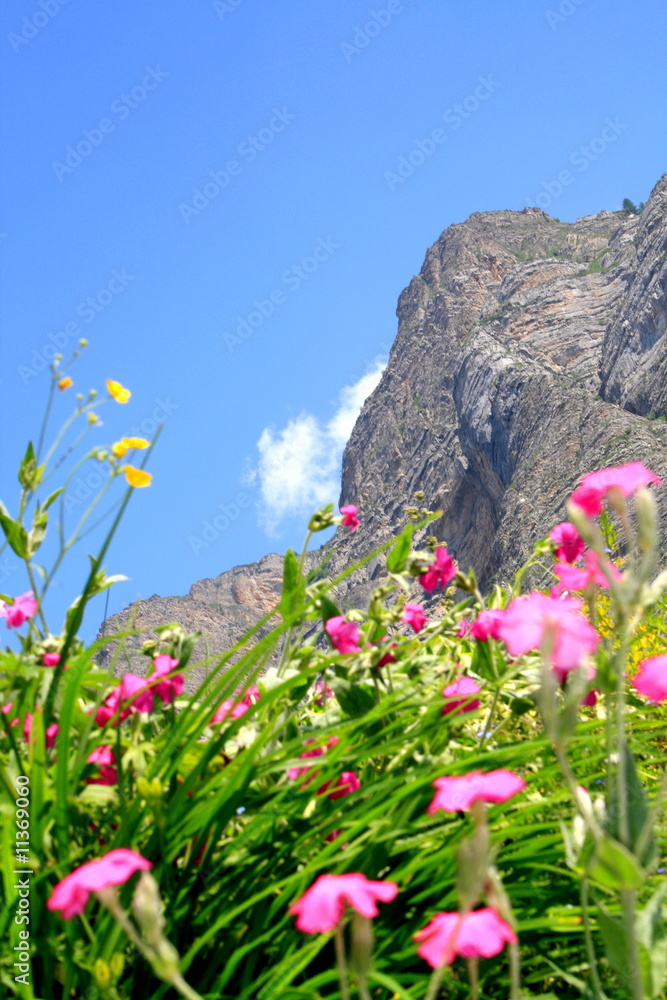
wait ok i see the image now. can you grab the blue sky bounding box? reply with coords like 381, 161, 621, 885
1, 0, 665, 643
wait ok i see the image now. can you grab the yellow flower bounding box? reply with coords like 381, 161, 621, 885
57, 376, 73, 391
124, 465, 152, 488
88, 412, 101, 425
112, 437, 150, 459
106, 379, 131, 404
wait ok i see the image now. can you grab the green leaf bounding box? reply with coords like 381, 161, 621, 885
329, 677, 378, 718
636, 883, 667, 998
43, 487, 65, 511
585, 833, 646, 891
607, 744, 657, 869
319, 595, 341, 625
0, 502, 29, 558
18, 440, 43, 490
280, 549, 306, 620
27, 508, 48, 557
386, 525, 414, 574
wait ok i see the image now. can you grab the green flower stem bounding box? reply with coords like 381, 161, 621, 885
334, 924, 351, 1000
621, 889, 644, 1000
509, 942, 521, 1000
478, 685, 501, 749
580, 879, 605, 1000
423, 964, 446, 1000
468, 957, 479, 1000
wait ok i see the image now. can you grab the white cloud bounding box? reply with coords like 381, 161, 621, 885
252, 358, 386, 533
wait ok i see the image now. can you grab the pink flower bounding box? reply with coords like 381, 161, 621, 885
340, 504, 360, 532
403, 604, 427, 633
289, 873, 398, 933
470, 609, 505, 641
554, 551, 622, 594
419, 546, 456, 593
1, 703, 19, 727
375, 637, 397, 668
582, 688, 599, 707
313, 679, 334, 705
319, 771, 361, 800
497, 593, 599, 677
149, 654, 184, 703
0, 591, 38, 629
211, 684, 260, 725
46, 848, 152, 920
415, 907, 517, 969
43, 652, 61, 667
441, 677, 481, 716
571, 462, 662, 518
428, 770, 526, 814
325, 616, 361, 654
633, 656, 667, 703
549, 522, 585, 564
23, 713, 59, 748
96, 673, 154, 727
288, 736, 339, 781
87, 746, 118, 786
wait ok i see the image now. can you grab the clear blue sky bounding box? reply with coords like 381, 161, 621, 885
1, 0, 665, 644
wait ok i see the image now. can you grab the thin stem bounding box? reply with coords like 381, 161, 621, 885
580, 879, 605, 1000
35, 373, 57, 463
423, 964, 446, 1000
478, 685, 501, 749
334, 924, 350, 1000
509, 942, 521, 1000
25, 561, 49, 633
468, 957, 479, 1000
621, 889, 644, 1000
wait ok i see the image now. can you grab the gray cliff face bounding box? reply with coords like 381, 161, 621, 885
99, 175, 667, 677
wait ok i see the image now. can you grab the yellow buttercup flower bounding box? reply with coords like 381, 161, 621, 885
57, 376, 73, 391
112, 436, 150, 459
124, 465, 152, 488
106, 379, 131, 404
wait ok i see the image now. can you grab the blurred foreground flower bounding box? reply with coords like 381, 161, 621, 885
47, 849, 152, 920
497, 593, 599, 677
419, 545, 456, 593
57, 376, 73, 391
0, 591, 37, 629
633, 655, 667, 703
415, 907, 517, 968
106, 379, 131, 404
340, 504, 360, 532
124, 466, 152, 488
428, 770, 526, 813
289, 873, 398, 933
570, 461, 662, 517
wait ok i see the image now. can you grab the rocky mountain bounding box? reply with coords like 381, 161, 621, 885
98, 174, 667, 680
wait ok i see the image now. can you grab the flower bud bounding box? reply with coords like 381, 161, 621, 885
94, 959, 111, 988
79, 338, 88, 347
132, 871, 166, 948
635, 486, 658, 555
109, 953, 125, 979
308, 505, 335, 532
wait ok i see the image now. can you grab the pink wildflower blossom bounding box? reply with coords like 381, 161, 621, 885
43, 652, 61, 667
470, 609, 505, 641
428, 770, 526, 814
1, 703, 19, 727
289, 873, 398, 933
633, 656, 667, 703
340, 504, 360, 532
87, 746, 118, 786
47, 848, 152, 920
419, 546, 456, 593
549, 522, 585, 563
497, 592, 599, 677
325, 616, 361, 654
149, 654, 184, 703
0, 591, 38, 629
23, 713, 59, 748
319, 771, 361, 800
441, 677, 481, 716
313, 679, 334, 705
415, 907, 517, 969
570, 462, 662, 517
554, 551, 622, 594
288, 736, 339, 781
402, 604, 427, 633
96, 673, 154, 727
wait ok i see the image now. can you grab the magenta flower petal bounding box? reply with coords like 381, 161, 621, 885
419, 546, 456, 593
340, 504, 360, 532
549, 522, 585, 563
0, 591, 38, 629
428, 770, 526, 813
470, 609, 505, 641
150, 654, 184, 703
416, 908, 517, 968
289, 873, 398, 933
497, 592, 599, 672
633, 656, 667, 703
441, 676, 481, 716
571, 462, 662, 516
47, 848, 152, 920
403, 604, 427, 633
325, 616, 361, 654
